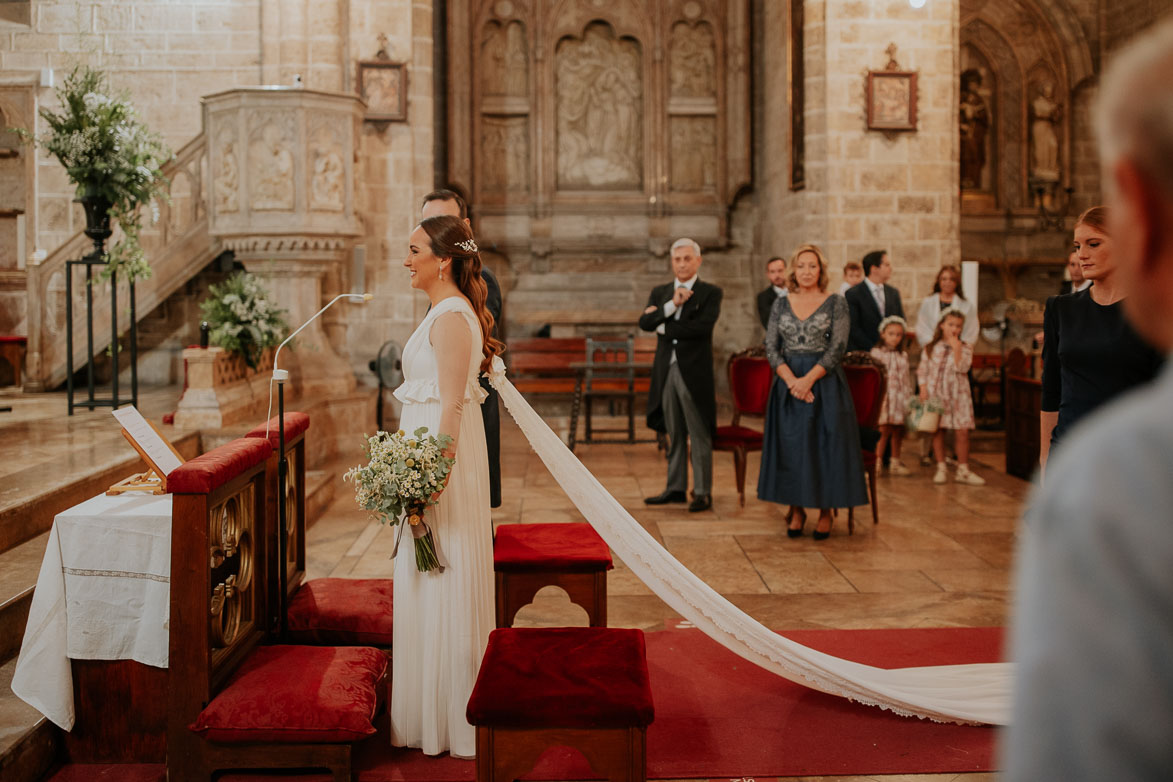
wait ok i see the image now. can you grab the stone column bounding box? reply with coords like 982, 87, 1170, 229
203, 87, 365, 399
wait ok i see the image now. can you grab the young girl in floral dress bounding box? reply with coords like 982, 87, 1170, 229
870, 316, 912, 475
917, 308, 986, 486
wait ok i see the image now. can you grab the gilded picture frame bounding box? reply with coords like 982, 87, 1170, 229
866, 71, 918, 132
357, 61, 408, 122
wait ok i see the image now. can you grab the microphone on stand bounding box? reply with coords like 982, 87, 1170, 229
268, 291, 372, 637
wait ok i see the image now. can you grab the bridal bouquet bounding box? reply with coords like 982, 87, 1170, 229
344, 427, 455, 572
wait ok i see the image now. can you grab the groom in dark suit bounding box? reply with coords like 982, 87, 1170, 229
756, 255, 789, 329
639, 238, 723, 512
845, 249, 905, 352
420, 189, 504, 509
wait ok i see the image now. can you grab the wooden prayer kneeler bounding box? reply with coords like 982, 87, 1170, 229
493, 522, 612, 628
467, 627, 655, 782
245, 413, 394, 648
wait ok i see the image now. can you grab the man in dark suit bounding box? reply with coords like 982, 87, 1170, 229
1059, 249, 1091, 294
845, 249, 905, 352
420, 189, 504, 509
756, 255, 789, 330
639, 238, 723, 512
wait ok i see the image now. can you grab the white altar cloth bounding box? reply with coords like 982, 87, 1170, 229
10, 493, 172, 731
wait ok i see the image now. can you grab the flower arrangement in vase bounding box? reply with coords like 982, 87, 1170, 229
200, 271, 291, 370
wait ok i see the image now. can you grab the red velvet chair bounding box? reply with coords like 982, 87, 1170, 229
0, 335, 26, 387
245, 414, 394, 648
713, 347, 772, 505
468, 627, 654, 782
494, 522, 613, 628
842, 351, 887, 534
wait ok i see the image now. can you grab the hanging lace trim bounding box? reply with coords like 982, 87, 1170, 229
484, 357, 1012, 726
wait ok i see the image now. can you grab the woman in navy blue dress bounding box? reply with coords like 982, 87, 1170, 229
757, 244, 868, 539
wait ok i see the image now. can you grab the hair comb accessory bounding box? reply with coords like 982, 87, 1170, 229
877, 315, 908, 335
457, 239, 478, 253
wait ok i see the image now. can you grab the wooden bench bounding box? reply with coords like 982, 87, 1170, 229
467, 627, 655, 782
494, 522, 612, 628
508, 335, 656, 450
167, 437, 387, 782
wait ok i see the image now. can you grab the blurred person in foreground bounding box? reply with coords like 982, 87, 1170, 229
1004, 20, 1173, 781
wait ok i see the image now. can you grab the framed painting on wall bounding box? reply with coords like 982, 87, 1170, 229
866, 70, 917, 132
357, 61, 407, 122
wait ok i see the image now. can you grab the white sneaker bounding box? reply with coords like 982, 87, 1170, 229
933, 464, 948, 484
955, 465, 987, 486
890, 459, 912, 476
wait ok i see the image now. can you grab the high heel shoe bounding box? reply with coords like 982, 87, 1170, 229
812, 514, 833, 540
786, 508, 806, 538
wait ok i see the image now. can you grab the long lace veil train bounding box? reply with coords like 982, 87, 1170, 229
487, 360, 1012, 726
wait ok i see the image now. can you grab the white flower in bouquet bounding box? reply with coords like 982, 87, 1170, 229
344, 426, 456, 572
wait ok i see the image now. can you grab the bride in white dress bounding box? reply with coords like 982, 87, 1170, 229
390, 215, 501, 758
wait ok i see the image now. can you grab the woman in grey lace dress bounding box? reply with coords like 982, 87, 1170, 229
757, 244, 868, 539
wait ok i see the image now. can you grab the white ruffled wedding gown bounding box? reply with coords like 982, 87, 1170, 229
390, 297, 494, 758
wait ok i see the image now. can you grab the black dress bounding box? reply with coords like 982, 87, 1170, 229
1041, 288, 1164, 448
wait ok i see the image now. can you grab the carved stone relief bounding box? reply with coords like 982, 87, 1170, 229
670, 117, 716, 191
213, 127, 240, 214
482, 116, 530, 193
555, 22, 643, 189
246, 112, 296, 211
308, 116, 345, 212
669, 22, 716, 98
482, 20, 529, 97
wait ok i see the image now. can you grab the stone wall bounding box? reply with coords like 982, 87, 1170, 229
762, 0, 961, 321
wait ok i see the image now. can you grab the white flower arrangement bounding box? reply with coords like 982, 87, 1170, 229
199, 271, 290, 369
345, 427, 456, 572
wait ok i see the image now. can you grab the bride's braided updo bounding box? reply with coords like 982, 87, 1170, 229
418, 215, 505, 374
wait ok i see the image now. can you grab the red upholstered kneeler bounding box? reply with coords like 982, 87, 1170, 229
494, 523, 612, 628
467, 627, 654, 782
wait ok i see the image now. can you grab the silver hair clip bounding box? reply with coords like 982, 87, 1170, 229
457, 239, 478, 253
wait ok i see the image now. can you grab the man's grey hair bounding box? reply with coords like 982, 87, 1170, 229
671, 237, 702, 256
1098, 18, 1173, 201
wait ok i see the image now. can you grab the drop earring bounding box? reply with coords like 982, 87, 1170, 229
438, 265, 445, 282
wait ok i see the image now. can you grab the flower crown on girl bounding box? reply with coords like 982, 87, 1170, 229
877, 315, 908, 335
936, 306, 966, 325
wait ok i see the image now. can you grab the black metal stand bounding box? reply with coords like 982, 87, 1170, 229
65, 197, 138, 415
276, 377, 288, 638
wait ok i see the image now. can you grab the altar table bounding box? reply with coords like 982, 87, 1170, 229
11, 493, 172, 734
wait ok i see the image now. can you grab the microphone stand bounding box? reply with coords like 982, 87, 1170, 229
270, 292, 372, 637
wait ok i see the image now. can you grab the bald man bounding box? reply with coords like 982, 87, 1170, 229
1005, 21, 1173, 781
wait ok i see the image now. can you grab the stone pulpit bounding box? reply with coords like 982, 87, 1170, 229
202, 87, 364, 399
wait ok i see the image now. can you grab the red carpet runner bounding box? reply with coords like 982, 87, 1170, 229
47, 626, 1002, 781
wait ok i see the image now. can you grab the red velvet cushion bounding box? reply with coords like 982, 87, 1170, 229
494, 523, 613, 573
714, 425, 764, 450
190, 645, 386, 743
287, 578, 394, 646
843, 364, 884, 426
245, 412, 311, 450
0, 336, 27, 345
167, 438, 272, 493
729, 356, 772, 416
467, 628, 654, 729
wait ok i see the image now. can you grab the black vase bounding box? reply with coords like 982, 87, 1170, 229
76, 189, 113, 260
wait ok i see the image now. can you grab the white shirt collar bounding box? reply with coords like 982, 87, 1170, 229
772, 284, 788, 297
1075, 279, 1092, 292
675, 274, 698, 290
865, 277, 885, 295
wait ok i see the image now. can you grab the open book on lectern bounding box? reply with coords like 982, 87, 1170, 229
107, 406, 186, 495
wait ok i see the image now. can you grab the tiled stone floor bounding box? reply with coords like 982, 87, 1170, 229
310, 415, 1022, 782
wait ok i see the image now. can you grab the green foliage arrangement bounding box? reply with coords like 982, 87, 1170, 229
199, 271, 290, 369
19, 65, 172, 282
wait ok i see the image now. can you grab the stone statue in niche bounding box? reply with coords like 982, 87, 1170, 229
214, 130, 239, 214
555, 23, 642, 188
482, 117, 529, 192
1029, 81, 1061, 185
308, 119, 344, 211
482, 21, 529, 97
959, 69, 990, 191
669, 22, 716, 98
248, 120, 294, 211
670, 117, 716, 191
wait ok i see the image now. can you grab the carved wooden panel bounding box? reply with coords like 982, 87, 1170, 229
448, 0, 751, 246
